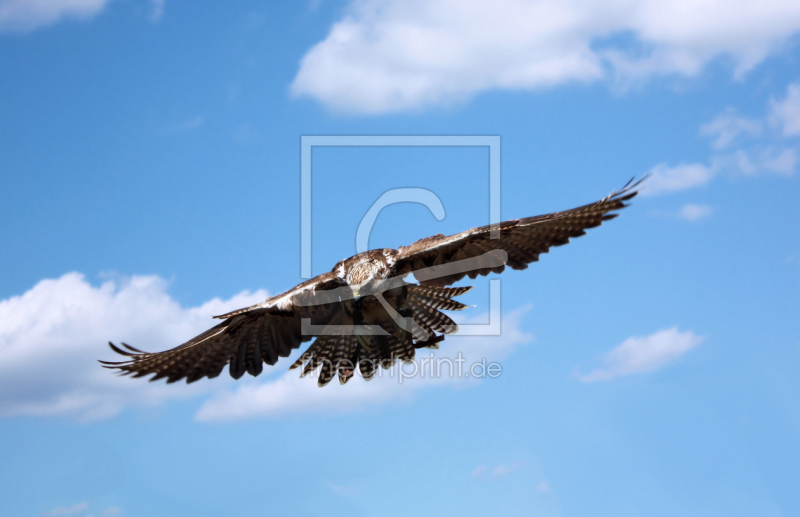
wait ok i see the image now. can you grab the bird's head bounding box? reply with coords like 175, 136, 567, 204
347, 260, 379, 297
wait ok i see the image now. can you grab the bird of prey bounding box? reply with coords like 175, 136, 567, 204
101, 180, 640, 387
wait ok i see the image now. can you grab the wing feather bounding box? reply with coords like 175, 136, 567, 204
101, 272, 345, 383
395, 180, 641, 286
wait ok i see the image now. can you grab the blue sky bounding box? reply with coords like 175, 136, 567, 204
1, 0, 799, 516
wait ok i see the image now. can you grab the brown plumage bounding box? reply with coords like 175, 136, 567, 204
100, 179, 641, 387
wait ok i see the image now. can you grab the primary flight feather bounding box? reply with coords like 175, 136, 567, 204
101, 179, 640, 387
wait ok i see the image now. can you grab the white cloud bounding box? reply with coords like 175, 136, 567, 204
712, 146, 797, 176
491, 461, 525, 477
194, 307, 532, 421
0, 273, 532, 422
646, 146, 796, 196
535, 480, 552, 495
471, 461, 526, 479
770, 81, 800, 137
575, 327, 702, 382
641, 162, 714, 196
148, 0, 162, 22
0, 272, 267, 421
0, 0, 111, 32
41, 502, 121, 517
677, 203, 712, 221
470, 465, 486, 478
42, 502, 89, 517
757, 146, 797, 175
704, 84, 800, 177
291, 0, 800, 114
700, 108, 763, 150
645, 83, 800, 196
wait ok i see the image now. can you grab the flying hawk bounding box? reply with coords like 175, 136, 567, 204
101, 180, 640, 387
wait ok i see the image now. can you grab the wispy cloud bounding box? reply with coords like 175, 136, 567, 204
0, 272, 267, 421
645, 81, 800, 196
194, 308, 532, 421
770, 81, 800, 137
0, 0, 112, 32
41, 502, 121, 517
148, 0, 163, 22
42, 502, 89, 517
291, 0, 800, 114
707, 82, 800, 177
641, 163, 714, 196
326, 482, 357, 498
700, 108, 763, 150
491, 461, 526, 477
575, 327, 702, 382
712, 147, 797, 176
677, 203, 712, 221
649, 203, 712, 221
471, 461, 526, 479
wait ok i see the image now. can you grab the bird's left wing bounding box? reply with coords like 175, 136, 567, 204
100, 272, 345, 383
394, 179, 641, 287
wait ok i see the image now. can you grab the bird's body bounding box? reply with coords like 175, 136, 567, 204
102, 180, 641, 387
336, 249, 397, 297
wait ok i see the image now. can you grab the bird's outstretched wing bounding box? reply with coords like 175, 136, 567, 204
100, 272, 345, 383
394, 179, 642, 287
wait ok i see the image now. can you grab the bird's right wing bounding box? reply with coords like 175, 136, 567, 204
100, 272, 346, 383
